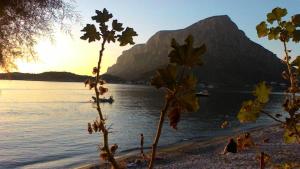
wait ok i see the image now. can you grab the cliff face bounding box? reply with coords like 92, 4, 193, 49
107, 15, 285, 85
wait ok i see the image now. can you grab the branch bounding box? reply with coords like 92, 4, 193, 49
94, 38, 107, 121
94, 38, 120, 169
149, 96, 172, 169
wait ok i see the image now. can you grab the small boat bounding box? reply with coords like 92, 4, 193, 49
92, 96, 114, 104
195, 90, 209, 97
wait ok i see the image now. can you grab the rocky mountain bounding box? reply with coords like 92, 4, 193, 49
106, 15, 285, 85
0, 71, 125, 83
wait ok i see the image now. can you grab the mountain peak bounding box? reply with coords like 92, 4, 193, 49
107, 15, 285, 85
195, 15, 231, 23
186, 15, 238, 31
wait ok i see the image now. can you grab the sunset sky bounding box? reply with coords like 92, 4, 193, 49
16, 0, 300, 76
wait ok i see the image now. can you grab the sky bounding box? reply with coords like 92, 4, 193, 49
15, 0, 300, 75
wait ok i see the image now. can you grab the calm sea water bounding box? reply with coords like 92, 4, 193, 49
0, 80, 284, 169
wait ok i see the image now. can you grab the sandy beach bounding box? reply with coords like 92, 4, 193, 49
76, 125, 300, 169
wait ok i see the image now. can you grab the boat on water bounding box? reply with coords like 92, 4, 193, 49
91, 96, 114, 104
195, 90, 209, 97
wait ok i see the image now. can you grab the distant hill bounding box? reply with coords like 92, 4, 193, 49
107, 15, 285, 86
0, 71, 125, 83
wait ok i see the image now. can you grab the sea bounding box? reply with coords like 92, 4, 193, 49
0, 80, 284, 169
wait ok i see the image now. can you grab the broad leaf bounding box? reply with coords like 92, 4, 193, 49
167, 107, 181, 129
106, 30, 116, 43
92, 8, 113, 24
99, 23, 108, 35
118, 27, 138, 46
292, 14, 300, 27
237, 82, 271, 123
168, 35, 206, 67
283, 126, 300, 143
285, 22, 295, 33
237, 100, 262, 123
80, 24, 100, 43
292, 30, 300, 42
256, 21, 269, 38
99, 86, 108, 95
150, 64, 178, 90
253, 81, 271, 104
272, 7, 287, 21
267, 13, 277, 24
112, 20, 124, 32
181, 74, 197, 89
268, 27, 281, 40
177, 90, 199, 112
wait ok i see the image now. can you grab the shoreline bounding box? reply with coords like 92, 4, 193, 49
75, 124, 300, 169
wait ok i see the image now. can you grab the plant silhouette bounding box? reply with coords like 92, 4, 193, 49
238, 7, 300, 143
149, 35, 206, 169
81, 8, 137, 169
0, 0, 78, 71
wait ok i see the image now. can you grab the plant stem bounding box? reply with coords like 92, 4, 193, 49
260, 152, 265, 169
283, 41, 296, 99
148, 97, 172, 169
94, 38, 120, 169
282, 42, 300, 142
95, 39, 107, 120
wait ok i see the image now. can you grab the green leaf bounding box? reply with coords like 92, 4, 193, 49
285, 22, 295, 33
92, 8, 113, 24
272, 7, 287, 21
80, 24, 100, 43
283, 126, 300, 143
267, 12, 277, 24
253, 81, 271, 104
117, 27, 138, 46
237, 100, 262, 123
238, 82, 270, 123
168, 35, 206, 67
112, 20, 124, 32
292, 30, 300, 42
292, 14, 300, 27
268, 27, 281, 40
256, 21, 269, 38
150, 64, 178, 90
177, 90, 199, 112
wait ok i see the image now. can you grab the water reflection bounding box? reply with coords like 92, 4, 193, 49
0, 80, 284, 168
